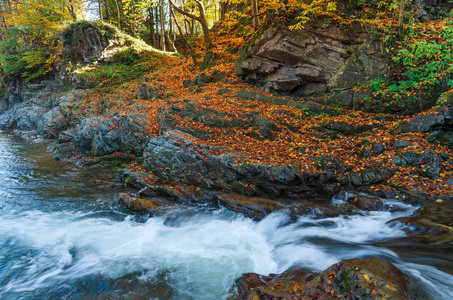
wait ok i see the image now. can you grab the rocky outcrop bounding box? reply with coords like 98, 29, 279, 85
0, 103, 47, 131
66, 112, 152, 156
402, 113, 446, 133
143, 130, 338, 198
391, 150, 443, 179
37, 90, 87, 137
413, 0, 453, 22
63, 23, 105, 63
235, 23, 390, 112
231, 257, 411, 300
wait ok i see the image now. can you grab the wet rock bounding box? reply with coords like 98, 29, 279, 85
233, 273, 276, 299
214, 193, 284, 221
118, 193, 174, 216
390, 200, 453, 245
402, 113, 445, 133
231, 257, 410, 300
71, 113, 152, 156
347, 194, 385, 211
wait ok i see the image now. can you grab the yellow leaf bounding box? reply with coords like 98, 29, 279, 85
386, 284, 397, 291
363, 274, 370, 281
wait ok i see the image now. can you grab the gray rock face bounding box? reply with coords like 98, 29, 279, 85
403, 113, 446, 133
71, 72, 92, 89
391, 150, 442, 179
143, 130, 337, 197
413, 0, 453, 21
340, 168, 395, 186
37, 90, 86, 137
72, 113, 152, 156
0, 103, 47, 130
235, 24, 390, 111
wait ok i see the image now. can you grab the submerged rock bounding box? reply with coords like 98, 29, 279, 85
231, 257, 411, 300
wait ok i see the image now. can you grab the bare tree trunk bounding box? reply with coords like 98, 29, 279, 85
69, 0, 77, 21
169, 0, 213, 50
148, 6, 155, 47
98, 0, 103, 21
398, 0, 405, 36
170, 3, 197, 64
113, 0, 121, 30
251, 0, 259, 28
159, 0, 166, 51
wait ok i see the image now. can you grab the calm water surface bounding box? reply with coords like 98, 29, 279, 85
0, 132, 452, 299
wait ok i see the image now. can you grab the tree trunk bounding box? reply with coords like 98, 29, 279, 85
398, 0, 405, 36
169, 0, 213, 50
104, 0, 110, 23
113, 0, 121, 30
159, 0, 166, 51
148, 7, 155, 47
251, 0, 259, 28
98, 0, 103, 21
69, 0, 77, 21
170, 3, 197, 64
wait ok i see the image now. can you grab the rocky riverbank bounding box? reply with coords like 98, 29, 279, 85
1, 20, 452, 299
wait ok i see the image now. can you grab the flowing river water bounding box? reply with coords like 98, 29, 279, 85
0, 132, 452, 299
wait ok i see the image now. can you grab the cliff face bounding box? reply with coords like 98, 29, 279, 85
234, 22, 392, 111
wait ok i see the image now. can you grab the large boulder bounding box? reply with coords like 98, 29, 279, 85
231, 257, 411, 300
402, 113, 446, 133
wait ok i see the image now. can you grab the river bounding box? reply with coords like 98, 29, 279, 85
0, 132, 452, 299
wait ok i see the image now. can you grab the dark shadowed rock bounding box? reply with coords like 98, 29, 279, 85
347, 194, 385, 211
325, 120, 375, 135
403, 113, 445, 133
